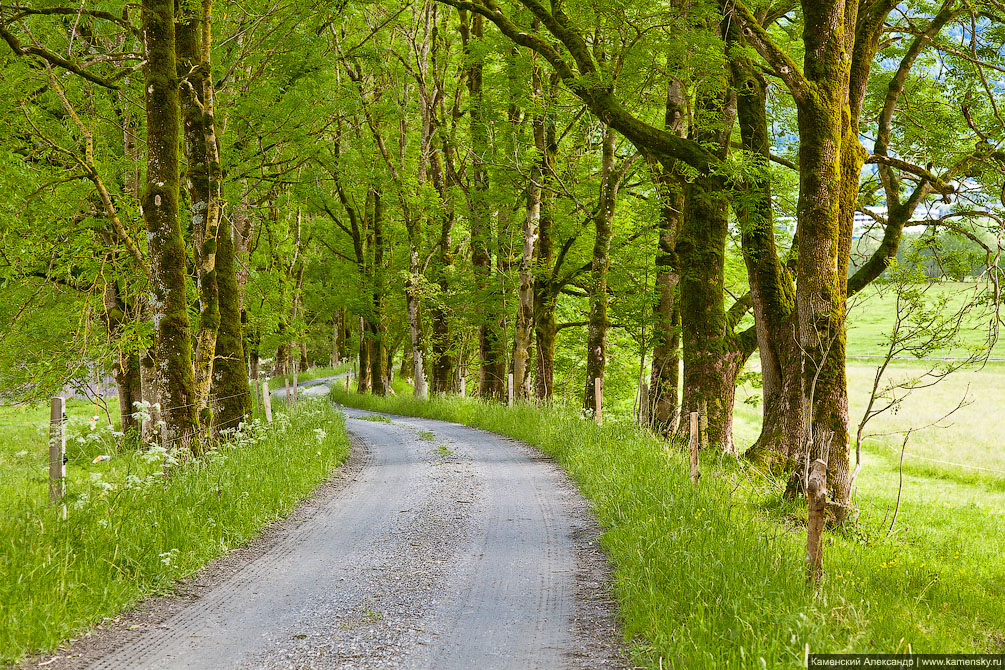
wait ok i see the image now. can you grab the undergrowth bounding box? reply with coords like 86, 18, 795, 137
331, 385, 1005, 668
0, 400, 349, 664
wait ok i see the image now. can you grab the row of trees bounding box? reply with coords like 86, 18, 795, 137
2, 0, 1003, 512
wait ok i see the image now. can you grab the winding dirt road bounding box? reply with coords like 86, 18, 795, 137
32, 401, 624, 669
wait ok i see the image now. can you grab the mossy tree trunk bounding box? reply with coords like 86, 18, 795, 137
103, 281, 142, 434
176, 0, 222, 427
676, 173, 746, 452
532, 74, 559, 402
647, 80, 688, 435
583, 126, 620, 414
212, 209, 251, 433
729, 32, 803, 470
427, 144, 456, 392
425, 9, 458, 395
733, 0, 900, 508
369, 190, 388, 396
142, 0, 198, 450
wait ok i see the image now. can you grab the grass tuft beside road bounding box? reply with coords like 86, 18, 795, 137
0, 400, 349, 664
331, 384, 1005, 668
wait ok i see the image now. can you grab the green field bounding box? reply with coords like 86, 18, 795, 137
0, 399, 349, 663
845, 281, 1003, 360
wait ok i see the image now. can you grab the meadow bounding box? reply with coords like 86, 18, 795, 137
0, 399, 349, 663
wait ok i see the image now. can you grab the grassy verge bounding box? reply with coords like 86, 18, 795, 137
0, 399, 349, 664
331, 383, 1005, 668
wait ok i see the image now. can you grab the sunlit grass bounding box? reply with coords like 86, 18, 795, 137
0, 400, 349, 663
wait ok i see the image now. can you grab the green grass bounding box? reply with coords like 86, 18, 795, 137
331, 383, 1005, 667
846, 281, 1003, 359
359, 414, 392, 423
0, 399, 349, 664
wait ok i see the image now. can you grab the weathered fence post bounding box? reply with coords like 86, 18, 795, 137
594, 377, 603, 424
508, 373, 514, 407
49, 397, 66, 508
807, 457, 827, 584
639, 382, 649, 428
688, 411, 700, 486
292, 368, 299, 403
284, 375, 292, 402
262, 380, 273, 423
460, 376, 466, 398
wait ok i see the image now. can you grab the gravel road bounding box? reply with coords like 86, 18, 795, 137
30, 404, 625, 669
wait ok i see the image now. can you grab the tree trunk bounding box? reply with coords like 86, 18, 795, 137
142, 0, 198, 450
115, 352, 142, 435
405, 257, 426, 397
583, 126, 618, 414
676, 173, 742, 452
513, 146, 540, 401
369, 190, 387, 396
533, 283, 557, 401
212, 203, 251, 435
730, 40, 804, 469
176, 1, 222, 426
790, 1, 858, 507
357, 315, 371, 393
532, 74, 558, 402
647, 80, 689, 434
140, 340, 160, 442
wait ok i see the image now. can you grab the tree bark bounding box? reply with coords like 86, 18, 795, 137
729, 34, 803, 469
176, 0, 222, 426
647, 80, 688, 434
532, 71, 559, 402
212, 208, 251, 435
369, 190, 387, 396
513, 115, 541, 400
583, 126, 618, 414
142, 0, 198, 450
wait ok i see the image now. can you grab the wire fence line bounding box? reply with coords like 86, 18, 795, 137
880, 442, 1005, 476
0, 405, 301, 524
0, 389, 257, 433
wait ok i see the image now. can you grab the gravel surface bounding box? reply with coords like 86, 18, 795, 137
24, 405, 627, 669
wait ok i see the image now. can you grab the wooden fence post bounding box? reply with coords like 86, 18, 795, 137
460, 376, 466, 398
49, 397, 66, 507
262, 381, 273, 423
688, 411, 700, 486
284, 375, 292, 402
508, 373, 514, 407
806, 457, 827, 584
594, 377, 603, 424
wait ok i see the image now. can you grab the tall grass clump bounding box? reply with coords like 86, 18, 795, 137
331, 385, 1004, 667
0, 400, 349, 663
